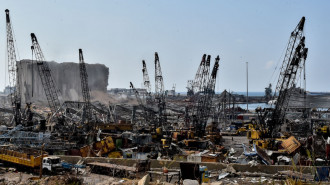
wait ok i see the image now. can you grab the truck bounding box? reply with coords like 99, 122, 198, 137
43, 156, 85, 174
41, 156, 65, 173
0, 146, 82, 174
0, 147, 48, 170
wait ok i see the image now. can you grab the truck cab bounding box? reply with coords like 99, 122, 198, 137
42, 156, 63, 173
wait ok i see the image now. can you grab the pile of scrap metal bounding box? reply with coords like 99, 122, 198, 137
80, 136, 116, 157
238, 135, 330, 166
0, 125, 50, 148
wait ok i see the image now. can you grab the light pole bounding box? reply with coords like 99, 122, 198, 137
246, 62, 248, 112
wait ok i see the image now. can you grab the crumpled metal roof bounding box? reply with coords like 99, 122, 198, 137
281, 136, 301, 154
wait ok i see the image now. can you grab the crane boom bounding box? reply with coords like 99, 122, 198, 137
5, 9, 21, 125
142, 60, 151, 93
200, 55, 211, 93
130, 82, 144, 108
192, 54, 207, 94
142, 60, 152, 104
154, 52, 164, 97
274, 17, 305, 98
194, 56, 220, 136
270, 17, 307, 136
154, 52, 166, 127
31, 33, 61, 114
130, 82, 155, 124
79, 49, 91, 122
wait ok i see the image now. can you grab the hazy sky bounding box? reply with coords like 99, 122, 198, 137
0, 0, 329, 93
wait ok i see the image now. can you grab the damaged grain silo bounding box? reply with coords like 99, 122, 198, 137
17, 59, 109, 104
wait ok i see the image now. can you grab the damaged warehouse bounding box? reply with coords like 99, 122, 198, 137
0, 2, 330, 185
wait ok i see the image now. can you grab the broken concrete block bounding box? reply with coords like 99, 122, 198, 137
202, 182, 223, 185
138, 174, 150, 185
183, 179, 199, 185
211, 182, 223, 185
222, 165, 236, 174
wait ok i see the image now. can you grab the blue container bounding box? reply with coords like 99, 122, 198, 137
315, 167, 329, 181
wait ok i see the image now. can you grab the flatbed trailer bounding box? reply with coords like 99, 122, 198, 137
88, 160, 150, 178
0, 147, 47, 168
88, 162, 137, 177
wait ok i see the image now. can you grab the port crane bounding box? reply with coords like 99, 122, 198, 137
200, 55, 211, 94
259, 17, 308, 137
190, 54, 208, 95
193, 56, 220, 136
154, 52, 167, 127
79, 49, 92, 123
130, 82, 156, 125
5, 9, 21, 125
187, 54, 206, 96
31, 33, 61, 115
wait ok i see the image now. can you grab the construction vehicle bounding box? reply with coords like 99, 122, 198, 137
80, 136, 116, 157
317, 125, 329, 136
200, 165, 210, 183
161, 138, 171, 148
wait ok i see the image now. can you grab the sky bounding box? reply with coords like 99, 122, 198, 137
0, 0, 329, 93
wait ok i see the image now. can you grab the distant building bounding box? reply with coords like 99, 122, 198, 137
108, 88, 148, 96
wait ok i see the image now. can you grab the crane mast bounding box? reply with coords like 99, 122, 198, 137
142, 60, 152, 104
79, 49, 92, 122
155, 52, 164, 97
142, 60, 151, 93
130, 82, 144, 109
194, 56, 220, 136
154, 52, 166, 127
200, 55, 211, 93
130, 82, 155, 124
31, 33, 61, 114
270, 17, 307, 136
192, 54, 207, 94
5, 9, 21, 125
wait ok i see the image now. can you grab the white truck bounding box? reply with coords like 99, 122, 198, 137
42, 156, 64, 173
43, 156, 86, 174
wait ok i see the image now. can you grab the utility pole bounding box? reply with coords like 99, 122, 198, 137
246, 62, 248, 112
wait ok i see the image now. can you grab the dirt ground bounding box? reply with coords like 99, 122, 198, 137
0, 171, 126, 185
0, 170, 326, 185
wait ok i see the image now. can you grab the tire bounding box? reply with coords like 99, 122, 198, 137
42, 168, 49, 175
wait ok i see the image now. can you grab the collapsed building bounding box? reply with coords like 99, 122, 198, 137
17, 60, 109, 104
